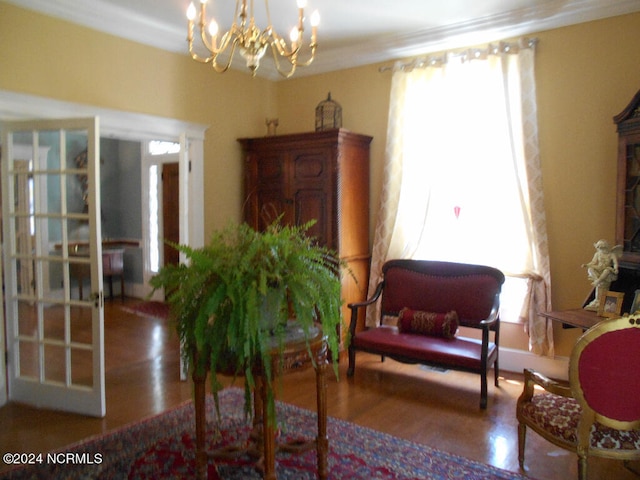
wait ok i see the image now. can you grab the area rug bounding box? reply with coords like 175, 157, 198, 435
2, 388, 533, 480
121, 301, 169, 320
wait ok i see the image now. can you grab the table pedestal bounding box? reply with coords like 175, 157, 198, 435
193, 328, 328, 480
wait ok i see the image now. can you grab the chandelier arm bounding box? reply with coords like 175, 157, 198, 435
199, 22, 237, 56
211, 39, 240, 74
198, 27, 216, 54
188, 48, 215, 64
216, 26, 239, 55
239, 0, 249, 29
269, 36, 316, 67
269, 43, 297, 79
264, 0, 274, 29
289, 45, 316, 67
260, 25, 275, 45
268, 31, 300, 58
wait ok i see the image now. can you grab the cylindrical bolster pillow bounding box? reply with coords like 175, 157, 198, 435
397, 308, 459, 338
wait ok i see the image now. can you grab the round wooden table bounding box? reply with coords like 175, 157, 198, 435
192, 324, 329, 480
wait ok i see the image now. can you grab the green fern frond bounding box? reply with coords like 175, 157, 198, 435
149, 219, 345, 425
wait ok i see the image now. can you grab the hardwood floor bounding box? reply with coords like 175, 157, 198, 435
1, 298, 637, 479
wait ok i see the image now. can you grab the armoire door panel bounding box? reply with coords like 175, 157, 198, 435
256, 154, 285, 182
294, 189, 328, 245
292, 151, 327, 181
256, 191, 290, 229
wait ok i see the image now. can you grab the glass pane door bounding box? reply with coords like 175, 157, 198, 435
2, 118, 105, 417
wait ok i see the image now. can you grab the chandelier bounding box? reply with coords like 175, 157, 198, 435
186, 0, 319, 78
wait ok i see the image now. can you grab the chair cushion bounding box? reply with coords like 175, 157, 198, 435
352, 326, 495, 371
398, 308, 458, 338
519, 392, 640, 451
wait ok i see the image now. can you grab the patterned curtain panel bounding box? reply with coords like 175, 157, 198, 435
369, 39, 554, 356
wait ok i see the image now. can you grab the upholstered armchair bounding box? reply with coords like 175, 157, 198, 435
516, 315, 640, 479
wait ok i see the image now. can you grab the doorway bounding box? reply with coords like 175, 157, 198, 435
162, 162, 180, 268
0, 89, 207, 410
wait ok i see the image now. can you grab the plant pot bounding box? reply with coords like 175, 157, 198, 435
259, 287, 287, 334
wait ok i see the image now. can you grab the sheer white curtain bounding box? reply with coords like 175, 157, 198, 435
369, 40, 554, 356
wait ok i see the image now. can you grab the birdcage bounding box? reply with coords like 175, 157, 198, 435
315, 92, 342, 131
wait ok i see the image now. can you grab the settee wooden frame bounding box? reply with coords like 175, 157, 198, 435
347, 259, 505, 409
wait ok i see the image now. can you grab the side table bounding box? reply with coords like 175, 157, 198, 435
540, 308, 602, 330
192, 325, 328, 480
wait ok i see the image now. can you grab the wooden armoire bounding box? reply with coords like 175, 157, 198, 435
238, 129, 372, 345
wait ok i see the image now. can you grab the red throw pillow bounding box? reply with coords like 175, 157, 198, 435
397, 308, 459, 338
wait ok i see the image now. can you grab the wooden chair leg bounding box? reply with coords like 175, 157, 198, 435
347, 346, 355, 376
578, 455, 588, 480
517, 423, 526, 468
480, 370, 488, 409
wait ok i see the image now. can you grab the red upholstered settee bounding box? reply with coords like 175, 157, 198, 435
347, 259, 505, 409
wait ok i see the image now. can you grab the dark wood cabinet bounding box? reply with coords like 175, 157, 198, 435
580, 88, 640, 315
239, 129, 373, 343
615, 88, 640, 265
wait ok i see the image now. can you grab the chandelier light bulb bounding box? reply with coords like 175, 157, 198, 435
186, 3, 196, 21
297, 0, 307, 8
290, 28, 299, 43
311, 10, 320, 27
208, 19, 219, 36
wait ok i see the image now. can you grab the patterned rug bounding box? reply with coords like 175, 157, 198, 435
2, 388, 533, 480
121, 301, 170, 320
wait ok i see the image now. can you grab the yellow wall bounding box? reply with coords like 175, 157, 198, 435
2, 1, 640, 357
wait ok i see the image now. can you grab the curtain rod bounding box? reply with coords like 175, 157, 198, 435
379, 37, 538, 73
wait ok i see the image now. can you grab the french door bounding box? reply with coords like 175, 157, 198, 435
1, 118, 105, 417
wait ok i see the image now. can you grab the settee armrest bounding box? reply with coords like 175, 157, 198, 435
478, 293, 501, 329
347, 281, 384, 336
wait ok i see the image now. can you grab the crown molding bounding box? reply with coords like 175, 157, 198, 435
5, 0, 640, 80
302, 0, 640, 77
5, 0, 185, 51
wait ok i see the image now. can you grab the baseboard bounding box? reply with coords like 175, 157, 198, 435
126, 282, 160, 301
499, 346, 569, 381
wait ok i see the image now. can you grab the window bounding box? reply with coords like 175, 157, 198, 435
148, 141, 180, 156
370, 40, 553, 354
144, 142, 180, 275
148, 164, 160, 273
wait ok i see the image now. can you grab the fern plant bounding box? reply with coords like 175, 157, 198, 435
150, 220, 344, 425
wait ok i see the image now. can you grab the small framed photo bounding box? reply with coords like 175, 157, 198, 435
598, 291, 625, 318
631, 289, 640, 314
